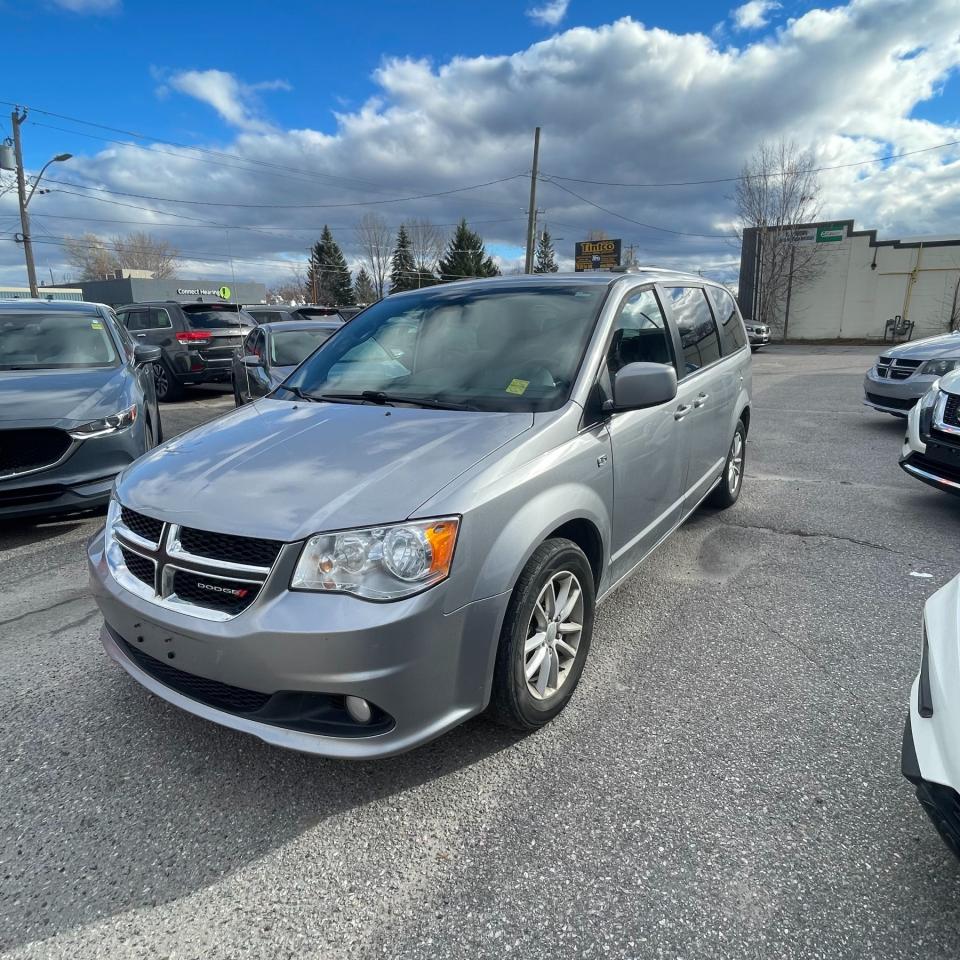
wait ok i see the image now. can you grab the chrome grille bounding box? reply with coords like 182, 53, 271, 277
107, 503, 283, 620
944, 394, 960, 428
876, 356, 923, 380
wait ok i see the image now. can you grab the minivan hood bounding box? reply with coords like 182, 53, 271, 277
0, 367, 128, 426
117, 398, 534, 541
886, 332, 960, 361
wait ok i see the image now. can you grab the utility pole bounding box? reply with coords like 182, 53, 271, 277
11, 109, 38, 297
2, 108, 72, 298
523, 126, 541, 274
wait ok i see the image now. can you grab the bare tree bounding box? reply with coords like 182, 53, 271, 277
406, 218, 445, 278
355, 213, 391, 299
110, 231, 180, 278
735, 139, 824, 336
64, 233, 117, 280
268, 264, 309, 304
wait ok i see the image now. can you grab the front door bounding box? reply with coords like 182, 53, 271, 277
605, 286, 688, 583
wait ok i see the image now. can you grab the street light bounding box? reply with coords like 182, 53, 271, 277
6, 106, 73, 297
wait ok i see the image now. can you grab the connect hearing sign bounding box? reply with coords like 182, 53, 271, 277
575, 239, 622, 272
177, 285, 232, 299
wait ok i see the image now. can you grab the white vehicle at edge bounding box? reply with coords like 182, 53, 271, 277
902, 571, 960, 859
900, 367, 960, 496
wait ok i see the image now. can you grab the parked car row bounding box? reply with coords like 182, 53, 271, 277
859, 331, 960, 860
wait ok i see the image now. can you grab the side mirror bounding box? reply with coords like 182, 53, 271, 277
133, 344, 161, 365
610, 362, 678, 411
242, 354, 264, 368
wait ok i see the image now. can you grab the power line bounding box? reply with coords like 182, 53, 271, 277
541, 177, 736, 239
42, 172, 526, 210
1, 99, 394, 194
541, 137, 960, 187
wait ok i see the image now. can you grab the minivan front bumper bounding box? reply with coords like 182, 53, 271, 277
863, 369, 937, 415
88, 527, 510, 758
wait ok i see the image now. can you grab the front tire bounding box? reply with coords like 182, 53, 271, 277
708, 419, 746, 509
488, 538, 595, 731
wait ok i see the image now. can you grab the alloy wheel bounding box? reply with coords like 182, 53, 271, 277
153, 362, 169, 400
728, 431, 744, 494
524, 570, 584, 700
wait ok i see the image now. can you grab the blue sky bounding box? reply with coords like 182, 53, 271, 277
1, 0, 959, 286
4, 0, 845, 164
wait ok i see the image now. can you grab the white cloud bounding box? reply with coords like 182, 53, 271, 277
4, 0, 960, 289
164, 69, 290, 132
527, 0, 570, 28
732, 0, 780, 30
51, 0, 120, 11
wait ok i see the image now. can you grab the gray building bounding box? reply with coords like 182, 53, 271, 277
49, 277, 267, 309
1, 286, 84, 302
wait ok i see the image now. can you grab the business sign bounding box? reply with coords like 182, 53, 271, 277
785, 227, 817, 244
177, 285, 232, 299
575, 239, 622, 272
815, 223, 845, 243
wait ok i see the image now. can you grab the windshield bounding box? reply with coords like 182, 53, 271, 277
181, 304, 256, 330
0, 312, 119, 370
280, 282, 608, 412
271, 328, 337, 366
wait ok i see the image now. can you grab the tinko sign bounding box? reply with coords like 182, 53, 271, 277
575, 239, 622, 272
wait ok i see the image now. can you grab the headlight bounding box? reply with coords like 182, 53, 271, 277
920, 358, 960, 377
68, 404, 138, 439
291, 517, 460, 600
918, 381, 941, 435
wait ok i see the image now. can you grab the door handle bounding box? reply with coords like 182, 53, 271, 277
135, 333, 147, 338
693, 392, 709, 408
674, 403, 692, 420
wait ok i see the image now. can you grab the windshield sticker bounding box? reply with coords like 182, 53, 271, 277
506, 378, 529, 396
90, 321, 103, 329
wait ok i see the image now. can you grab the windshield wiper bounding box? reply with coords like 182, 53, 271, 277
319, 391, 474, 410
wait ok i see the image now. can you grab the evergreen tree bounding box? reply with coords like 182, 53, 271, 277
437, 219, 500, 282
533, 229, 559, 273
389, 225, 418, 293
307, 225, 355, 305
353, 266, 377, 304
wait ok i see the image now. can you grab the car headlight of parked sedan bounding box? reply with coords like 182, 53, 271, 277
68, 403, 139, 440
920, 358, 960, 377
291, 517, 460, 600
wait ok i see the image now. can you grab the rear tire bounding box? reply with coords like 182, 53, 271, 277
153, 360, 183, 403
487, 538, 595, 731
708, 419, 747, 509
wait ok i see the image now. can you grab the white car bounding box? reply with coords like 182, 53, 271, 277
744, 321, 770, 349
900, 367, 960, 496
902, 572, 960, 859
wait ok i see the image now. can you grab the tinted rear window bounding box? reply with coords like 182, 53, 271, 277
181, 304, 255, 330
295, 308, 342, 321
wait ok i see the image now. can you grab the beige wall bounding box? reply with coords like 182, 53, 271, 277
774, 229, 960, 341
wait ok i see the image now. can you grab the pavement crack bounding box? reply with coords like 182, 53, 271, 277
0, 593, 91, 629
717, 518, 938, 563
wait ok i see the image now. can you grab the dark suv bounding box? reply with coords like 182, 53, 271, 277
116, 301, 255, 401
245, 304, 348, 325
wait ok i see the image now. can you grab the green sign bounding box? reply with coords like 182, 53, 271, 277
218, 285, 232, 300
816, 224, 844, 243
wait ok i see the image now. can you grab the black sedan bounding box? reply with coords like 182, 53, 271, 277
0, 299, 162, 519
232, 320, 342, 405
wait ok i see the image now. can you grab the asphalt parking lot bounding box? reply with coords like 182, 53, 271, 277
2, 348, 960, 960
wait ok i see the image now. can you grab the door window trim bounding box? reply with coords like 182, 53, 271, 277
656, 282, 728, 382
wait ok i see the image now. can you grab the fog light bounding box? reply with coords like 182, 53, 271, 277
345, 695, 373, 724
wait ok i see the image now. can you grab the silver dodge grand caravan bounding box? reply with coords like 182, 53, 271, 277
89, 271, 752, 758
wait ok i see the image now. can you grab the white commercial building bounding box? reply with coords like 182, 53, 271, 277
737, 220, 960, 341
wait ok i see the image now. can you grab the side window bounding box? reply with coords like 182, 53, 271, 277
122, 309, 148, 332
108, 311, 136, 360
663, 286, 721, 376
244, 329, 263, 357
708, 287, 747, 354
149, 307, 172, 330
607, 288, 674, 375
